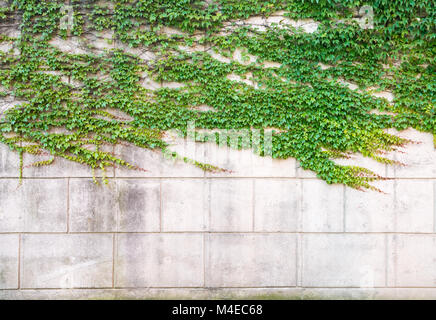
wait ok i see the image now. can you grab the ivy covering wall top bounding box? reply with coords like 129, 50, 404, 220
0, 0, 434, 190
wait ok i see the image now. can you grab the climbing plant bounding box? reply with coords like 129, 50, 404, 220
0, 0, 434, 190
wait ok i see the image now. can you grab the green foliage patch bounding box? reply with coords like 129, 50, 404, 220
0, 0, 434, 190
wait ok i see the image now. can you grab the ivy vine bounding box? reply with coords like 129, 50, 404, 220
0, 0, 434, 190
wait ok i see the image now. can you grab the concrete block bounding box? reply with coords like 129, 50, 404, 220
69, 179, 118, 232
158, 26, 186, 36
301, 180, 344, 232
70, 179, 161, 232
95, 0, 115, 9
299, 20, 319, 33
115, 234, 203, 287
372, 91, 395, 103
206, 234, 297, 287
252, 154, 296, 177
319, 63, 333, 70
49, 37, 89, 55
210, 179, 253, 231
22, 234, 113, 289
207, 49, 232, 63
23, 156, 92, 177
0, 143, 20, 177
117, 42, 156, 61
191, 104, 217, 112
0, 179, 67, 232
141, 76, 162, 90
387, 129, 436, 178
338, 79, 359, 90
0, 99, 26, 121
162, 179, 209, 232
178, 44, 205, 54
226, 72, 258, 88
243, 16, 266, 26
265, 15, 291, 26
0, 234, 19, 289
302, 234, 386, 287
262, 61, 282, 68
232, 48, 258, 65
0, 25, 20, 38
254, 179, 300, 232
345, 181, 395, 232
84, 30, 115, 51
161, 82, 186, 89
395, 180, 434, 233
204, 143, 254, 177
389, 235, 436, 287
117, 179, 161, 232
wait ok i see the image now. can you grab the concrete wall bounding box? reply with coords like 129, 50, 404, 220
0, 127, 435, 300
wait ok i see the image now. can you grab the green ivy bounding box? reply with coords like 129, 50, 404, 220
0, 0, 434, 190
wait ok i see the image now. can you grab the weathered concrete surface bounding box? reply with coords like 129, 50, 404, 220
206, 234, 297, 287
70, 179, 161, 232
253, 179, 300, 232
0, 127, 434, 299
115, 234, 203, 287
0, 5, 435, 297
388, 235, 436, 287
301, 180, 344, 232
6, 287, 436, 300
209, 179, 253, 232
0, 234, 19, 289
203, 142, 296, 178
21, 234, 113, 289
387, 129, 436, 178
302, 234, 386, 287
0, 179, 67, 232
0, 144, 20, 177
345, 180, 396, 232
161, 179, 208, 232
115, 143, 204, 178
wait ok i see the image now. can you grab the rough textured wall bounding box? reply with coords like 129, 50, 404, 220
0, 9, 436, 300
0, 127, 435, 300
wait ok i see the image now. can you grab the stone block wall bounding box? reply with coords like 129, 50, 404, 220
0, 127, 435, 300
